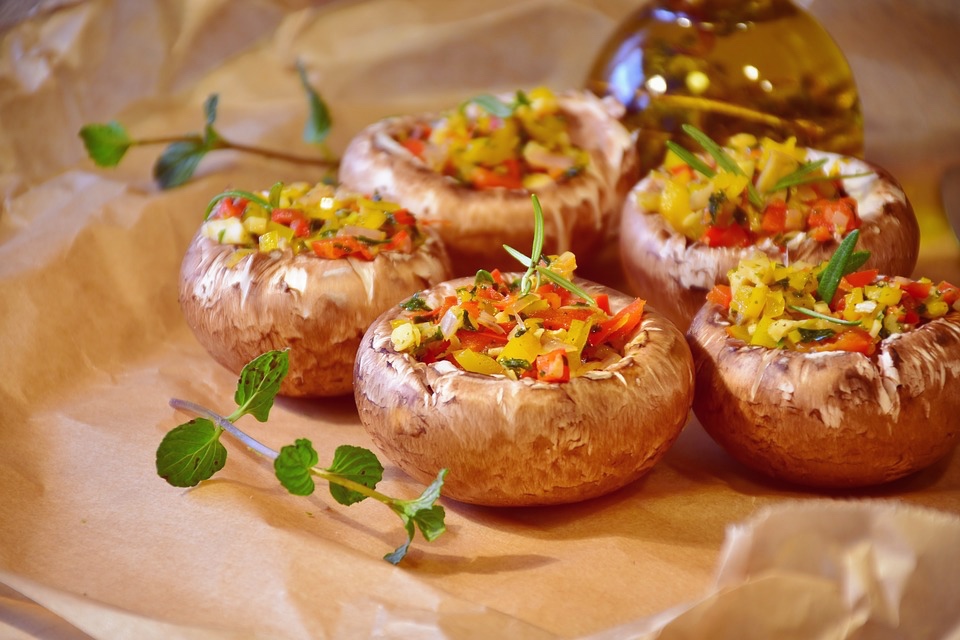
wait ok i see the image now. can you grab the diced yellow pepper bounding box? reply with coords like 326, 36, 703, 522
660, 179, 690, 232
454, 349, 503, 375
926, 300, 950, 317
763, 291, 786, 318
498, 329, 542, 365
750, 316, 780, 348
243, 216, 268, 236
735, 283, 769, 320
390, 322, 421, 352
258, 230, 280, 253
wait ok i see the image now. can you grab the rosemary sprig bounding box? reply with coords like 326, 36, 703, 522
789, 305, 862, 326
816, 229, 861, 303
682, 124, 764, 209
502, 195, 596, 306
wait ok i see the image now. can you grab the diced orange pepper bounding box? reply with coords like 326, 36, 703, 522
588, 298, 645, 347
706, 284, 732, 310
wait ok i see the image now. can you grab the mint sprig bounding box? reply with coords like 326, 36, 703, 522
156, 349, 447, 564
80, 65, 337, 189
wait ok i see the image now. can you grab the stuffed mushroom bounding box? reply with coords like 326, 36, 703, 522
338, 87, 640, 276
353, 248, 695, 506
687, 239, 960, 488
179, 181, 451, 397
620, 127, 920, 331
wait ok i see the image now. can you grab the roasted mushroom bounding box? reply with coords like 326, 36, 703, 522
620, 128, 920, 331
687, 244, 960, 488
339, 87, 639, 276
353, 250, 694, 506
179, 182, 451, 397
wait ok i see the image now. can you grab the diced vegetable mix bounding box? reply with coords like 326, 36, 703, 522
709, 253, 960, 354
638, 131, 869, 248
390, 252, 645, 381
395, 87, 589, 191
201, 182, 426, 261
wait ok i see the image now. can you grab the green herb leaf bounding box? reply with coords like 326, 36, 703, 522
474, 270, 495, 286
79, 121, 133, 167
513, 89, 531, 108
789, 305, 862, 326
400, 293, 430, 312
268, 181, 284, 209
153, 137, 209, 189
297, 61, 332, 144
797, 327, 836, 342
536, 267, 595, 306
202, 94, 222, 147
843, 250, 871, 275
816, 229, 861, 303
499, 357, 531, 370
767, 158, 828, 192
275, 438, 319, 496
681, 124, 764, 209
464, 93, 514, 118
233, 349, 289, 422
384, 469, 448, 564
203, 189, 273, 220
156, 418, 227, 487
665, 140, 716, 178
326, 445, 384, 506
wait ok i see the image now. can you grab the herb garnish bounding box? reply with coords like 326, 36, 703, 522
502, 194, 596, 306
80, 61, 336, 189
665, 124, 872, 204
156, 349, 447, 564
816, 228, 863, 303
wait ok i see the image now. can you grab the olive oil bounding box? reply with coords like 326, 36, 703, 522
586, 0, 864, 174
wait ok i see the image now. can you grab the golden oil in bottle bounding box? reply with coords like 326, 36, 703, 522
586, 0, 864, 174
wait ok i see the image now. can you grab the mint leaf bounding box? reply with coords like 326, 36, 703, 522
297, 61, 332, 144
326, 445, 384, 506
275, 438, 319, 496
156, 418, 227, 487
79, 122, 133, 167
202, 94, 223, 148
233, 349, 289, 422
385, 469, 448, 564
153, 137, 209, 189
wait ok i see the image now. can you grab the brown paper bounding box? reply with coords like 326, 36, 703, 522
2, 0, 960, 638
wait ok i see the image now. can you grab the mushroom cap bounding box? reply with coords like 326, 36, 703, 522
338, 91, 640, 277
353, 277, 695, 506
620, 153, 920, 332
179, 231, 451, 397
687, 303, 960, 488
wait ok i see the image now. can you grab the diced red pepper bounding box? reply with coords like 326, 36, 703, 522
594, 293, 611, 315
760, 200, 787, 234
401, 138, 426, 159
529, 306, 596, 331
815, 327, 875, 356
469, 159, 523, 190
391, 208, 416, 226
902, 280, 932, 301
382, 229, 413, 253
806, 197, 861, 241
938, 281, 960, 305
588, 298, 645, 347
457, 329, 508, 353
535, 349, 569, 382
701, 224, 751, 248
311, 236, 374, 261
840, 269, 878, 289
213, 197, 247, 219
706, 284, 732, 310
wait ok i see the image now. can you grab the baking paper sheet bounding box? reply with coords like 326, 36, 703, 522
2, 0, 960, 638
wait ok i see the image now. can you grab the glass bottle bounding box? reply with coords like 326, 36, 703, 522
586, 0, 864, 174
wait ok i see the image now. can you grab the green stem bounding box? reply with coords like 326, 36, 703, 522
131, 136, 339, 168
170, 398, 395, 506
